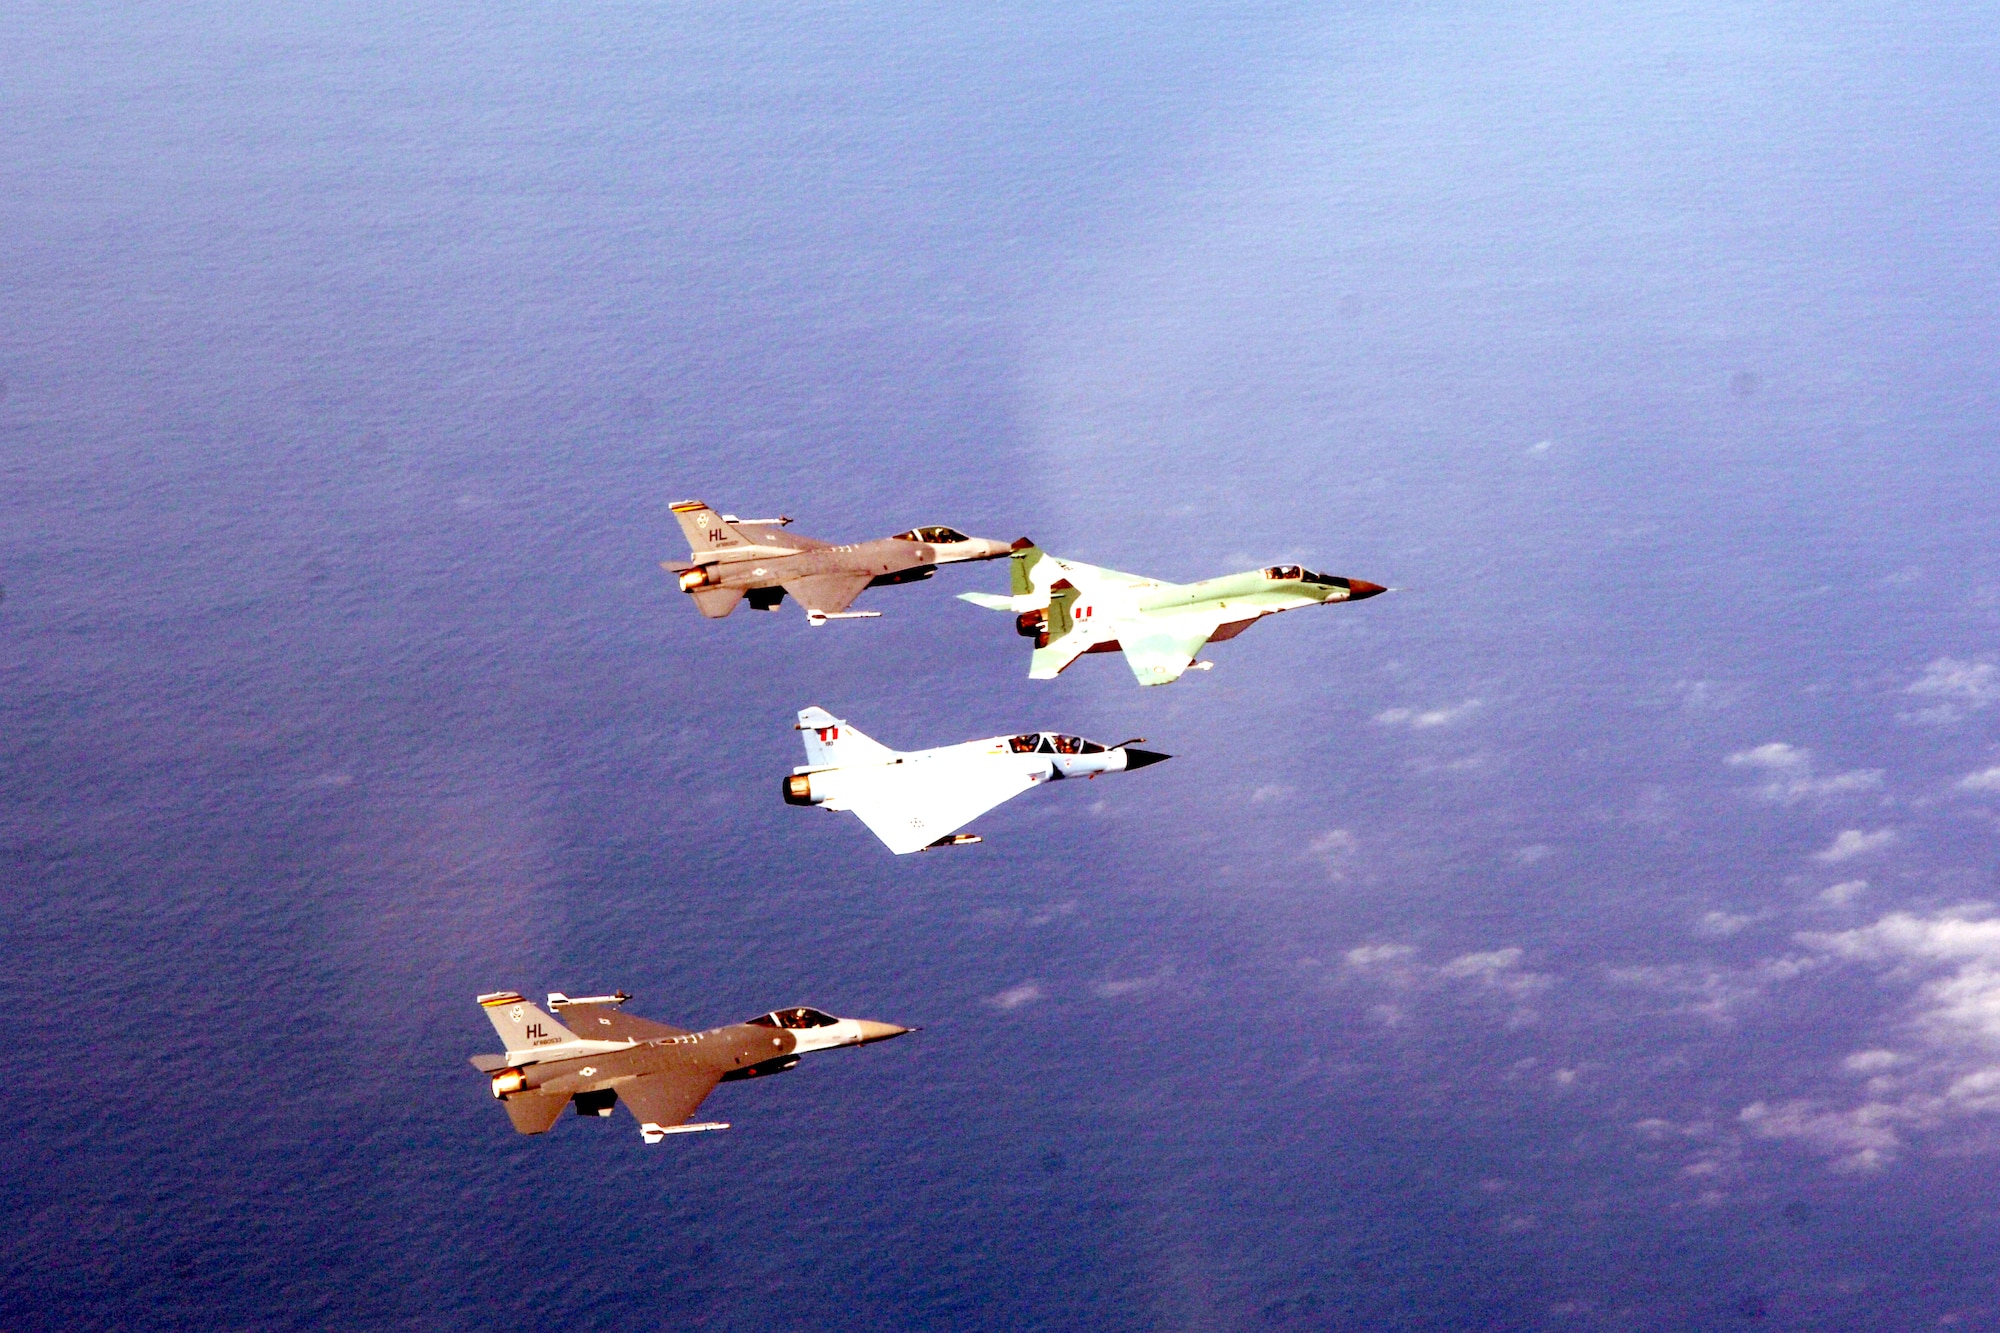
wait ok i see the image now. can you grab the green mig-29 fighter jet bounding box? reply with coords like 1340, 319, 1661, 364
961, 545, 1386, 686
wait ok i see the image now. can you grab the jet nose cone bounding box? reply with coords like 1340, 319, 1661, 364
1122, 748, 1171, 771
1344, 578, 1388, 601
853, 1020, 913, 1045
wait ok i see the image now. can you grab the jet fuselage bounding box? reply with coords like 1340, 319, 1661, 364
666, 501, 1017, 621
965, 548, 1386, 685
472, 992, 908, 1142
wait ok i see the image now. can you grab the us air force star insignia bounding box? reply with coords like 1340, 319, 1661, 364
579, 1066, 597, 1077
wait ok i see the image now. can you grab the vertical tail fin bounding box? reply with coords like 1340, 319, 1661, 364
670, 500, 755, 557
478, 991, 581, 1059
1009, 545, 1046, 597
795, 706, 896, 767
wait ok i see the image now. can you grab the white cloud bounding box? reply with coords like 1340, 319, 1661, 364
1819, 879, 1868, 906
1093, 967, 1177, 999
1440, 946, 1524, 979
1901, 657, 2000, 724
1310, 828, 1360, 879
1728, 741, 1807, 770
1724, 742, 1882, 804
1605, 956, 1814, 1024
1744, 909, 2000, 1168
988, 982, 1045, 1011
1335, 942, 1550, 1024
1843, 1049, 1902, 1074
1439, 947, 1552, 1005
1344, 943, 1415, 968
1374, 699, 1482, 729
1958, 767, 2000, 793
1696, 911, 1754, 938
1739, 1099, 1908, 1172
1813, 828, 1896, 863
1675, 679, 1743, 713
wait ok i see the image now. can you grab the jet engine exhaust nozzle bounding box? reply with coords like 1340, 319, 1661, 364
782, 774, 818, 806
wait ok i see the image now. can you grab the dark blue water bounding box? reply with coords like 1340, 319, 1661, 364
6, 3, 2000, 1329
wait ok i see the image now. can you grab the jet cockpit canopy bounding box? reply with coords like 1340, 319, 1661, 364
1008, 733, 1107, 755
1263, 564, 1346, 588
749, 1006, 841, 1030
894, 525, 971, 544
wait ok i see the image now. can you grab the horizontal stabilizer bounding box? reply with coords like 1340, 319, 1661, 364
501, 1088, 570, 1136
689, 586, 744, 619
1029, 636, 1092, 680
958, 592, 1017, 611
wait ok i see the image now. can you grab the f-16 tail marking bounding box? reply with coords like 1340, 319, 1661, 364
670, 500, 756, 557
478, 991, 582, 1056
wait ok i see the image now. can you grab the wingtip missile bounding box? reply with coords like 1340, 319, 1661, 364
642, 1121, 730, 1143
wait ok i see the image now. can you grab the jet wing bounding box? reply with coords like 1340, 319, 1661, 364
558, 1003, 691, 1044
843, 760, 1043, 855
781, 573, 873, 617
618, 1067, 724, 1135
1118, 624, 1217, 687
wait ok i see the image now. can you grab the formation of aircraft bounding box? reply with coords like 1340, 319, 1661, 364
663, 499, 1020, 623
471, 989, 910, 1143
959, 544, 1386, 686
782, 705, 1169, 854
469, 500, 1389, 1144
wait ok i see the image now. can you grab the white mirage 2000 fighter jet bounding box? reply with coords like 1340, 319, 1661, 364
781, 706, 1170, 854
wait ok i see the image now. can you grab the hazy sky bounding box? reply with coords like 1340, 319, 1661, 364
4, 3, 1999, 1329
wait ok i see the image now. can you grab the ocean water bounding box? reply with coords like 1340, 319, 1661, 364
4, 3, 1999, 1329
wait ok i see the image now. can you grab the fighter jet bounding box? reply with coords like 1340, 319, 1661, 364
470, 990, 910, 1143
783, 705, 1169, 854
960, 545, 1387, 686
664, 499, 1021, 624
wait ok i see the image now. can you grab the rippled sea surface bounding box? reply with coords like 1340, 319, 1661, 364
5, 3, 2000, 1329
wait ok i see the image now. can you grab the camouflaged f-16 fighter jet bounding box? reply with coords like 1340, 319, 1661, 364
470, 989, 910, 1143
960, 545, 1387, 686
663, 499, 1021, 624
782, 705, 1169, 854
